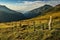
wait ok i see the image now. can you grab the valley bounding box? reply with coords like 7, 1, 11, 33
0, 4, 60, 40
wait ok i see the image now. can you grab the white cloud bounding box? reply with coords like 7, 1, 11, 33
15, 1, 45, 12
0, 1, 60, 13
45, 1, 60, 6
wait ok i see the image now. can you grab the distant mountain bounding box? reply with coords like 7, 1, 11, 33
55, 4, 60, 7
54, 4, 60, 11
47, 4, 60, 12
0, 5, 25, 22
24, 4, 53, 18
0, 4, 60, 22
16, 10, 26, 13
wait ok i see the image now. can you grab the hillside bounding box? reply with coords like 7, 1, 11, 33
0, 5, 25, 22
24, 4, 53, 18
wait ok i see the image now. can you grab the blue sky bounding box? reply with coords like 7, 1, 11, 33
0, 0, 60, 4
0, 0, 60, 12
0, 0, 60, 2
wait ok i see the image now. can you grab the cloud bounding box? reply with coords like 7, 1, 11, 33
15, 1, 60, 12
45, 1, 60, 6
0, 1, 60, 13
15, 1, 45, 11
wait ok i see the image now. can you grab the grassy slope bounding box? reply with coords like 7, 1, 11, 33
0, 11, 60, 40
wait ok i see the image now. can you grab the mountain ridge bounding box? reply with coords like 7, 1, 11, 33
0, 5, 26, 22
24, 4, 53, 19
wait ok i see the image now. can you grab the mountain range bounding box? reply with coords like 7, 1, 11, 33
0, 4, 60, 22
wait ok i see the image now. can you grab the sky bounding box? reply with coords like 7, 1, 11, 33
0, 0, 60, 12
